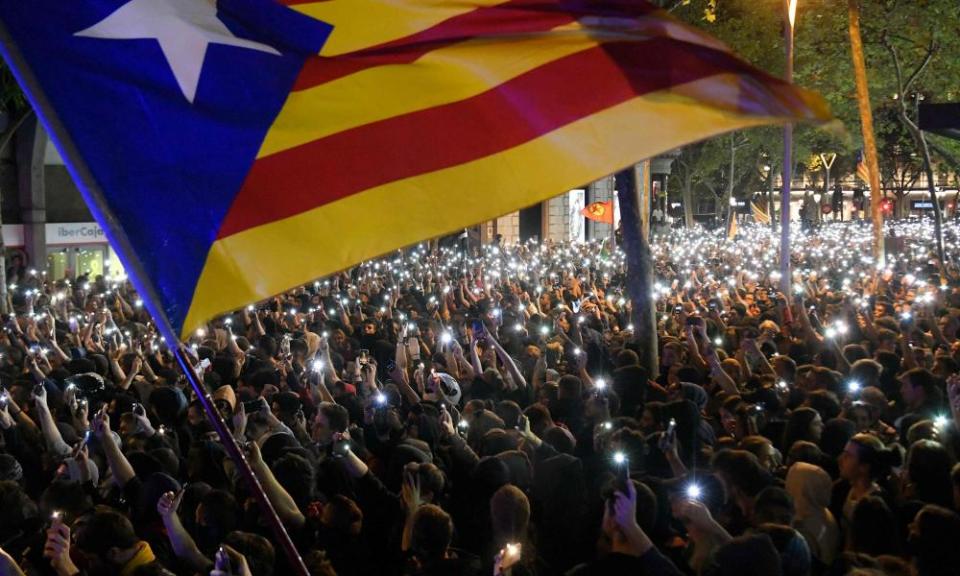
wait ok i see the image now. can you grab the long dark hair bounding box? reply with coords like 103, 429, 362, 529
905, 440, 954, 507
849, 433, 902, 481
782, 407, 819, 453
850, 495, 900, 556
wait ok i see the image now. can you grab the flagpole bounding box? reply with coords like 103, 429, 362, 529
0, 22, 311, 576
779, 0, 797, 297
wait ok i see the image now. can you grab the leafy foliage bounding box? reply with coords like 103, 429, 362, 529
665, 0, 960, 212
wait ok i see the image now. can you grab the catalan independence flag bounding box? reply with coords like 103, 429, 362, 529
856, 149, 872, 187
0, 0, 830, 339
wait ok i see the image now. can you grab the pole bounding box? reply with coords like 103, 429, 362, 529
779, 0, 796, 296
0, 108, 34, 315
617, 168, 659, 379
610, 177, 618, 250
769, 165, 777, 232
848, 0, 885, 265
172, 345, 310, 576
819, 152, 836, 221
0, 20, 311, 576
636, 160, 651, 242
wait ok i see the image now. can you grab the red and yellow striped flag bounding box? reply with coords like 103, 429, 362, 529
751, 201, 771, 224
857, 159, 872, 186
186, 0, 830, 334
0, 0, 831, 337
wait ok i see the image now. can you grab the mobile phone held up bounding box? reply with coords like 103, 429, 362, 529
471, 318, 485, 339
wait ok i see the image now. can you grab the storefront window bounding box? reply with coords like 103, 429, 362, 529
76, 247, 104, 278
47, 249, 69, 280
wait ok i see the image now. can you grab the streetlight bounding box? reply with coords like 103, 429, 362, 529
780, 0, 799, 296
819, 152, 837, 220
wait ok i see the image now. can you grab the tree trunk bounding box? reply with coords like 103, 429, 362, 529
617, 168, 659, 379
682, 177, 695, 228
849, 0, 886, 265
894, 193, 906, 220
882, 36, 946, 264
911, 127, 946, 263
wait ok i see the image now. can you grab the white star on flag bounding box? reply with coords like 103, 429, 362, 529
75, 0, 280, 103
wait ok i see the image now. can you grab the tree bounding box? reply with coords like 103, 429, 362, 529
881, 30, 948, 262
670, 139, 726, 227
875, 105, 923, 219
668, 0, 960, 196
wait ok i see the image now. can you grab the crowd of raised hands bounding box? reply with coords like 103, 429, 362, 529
0, 219, 959, 576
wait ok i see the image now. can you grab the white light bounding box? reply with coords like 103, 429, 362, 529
686, 484, 702, 500
627, 324, 634, 331
135, 299, 143, 308
540, 325, 549, 335
848, 380, 861, 393
713, 337, 723, 346
247, 305, 255, 312
376, 393, 387, 405
441, 331, 453, 345
595, 378, 607, 391
573, 347, 582, 356
603, 421, 613, 431
311, 359, 324, 373
514, 323, 524, 332
196, 328, 205, 338
934, 415, 948, 429
824, 327, 837, 339
613, 451, 627, 465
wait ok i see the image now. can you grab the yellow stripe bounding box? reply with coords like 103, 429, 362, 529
291, 0, 507, 57
259, 24, 599, 158
261, 17, 734, 159
181, 75, 812, 337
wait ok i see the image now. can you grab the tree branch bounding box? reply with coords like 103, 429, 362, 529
904, 40, 937, 94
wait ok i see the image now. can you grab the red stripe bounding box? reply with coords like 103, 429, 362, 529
219, 37, 763, 239
290, 0, 659, 90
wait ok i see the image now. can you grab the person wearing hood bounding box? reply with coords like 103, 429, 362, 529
785, 462, 839, 571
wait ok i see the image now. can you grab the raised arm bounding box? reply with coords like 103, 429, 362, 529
246, 442, 306, 528
92, 406, 135, 488
487, 331, 527, 389
31, 386, 72, 458
157, 490, 213, 572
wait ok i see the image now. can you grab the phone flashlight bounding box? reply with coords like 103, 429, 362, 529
686, 483, 703, 500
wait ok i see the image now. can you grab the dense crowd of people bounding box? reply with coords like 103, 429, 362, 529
0, 218, 959, 576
